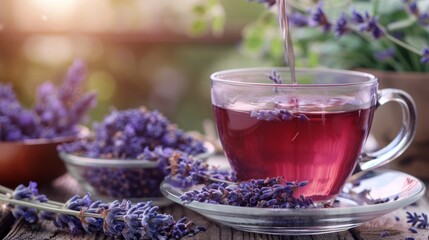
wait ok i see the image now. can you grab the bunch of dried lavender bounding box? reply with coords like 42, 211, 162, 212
180, 176, 315, 208
59, 107, 206, 159
58, 108, 209, 199
0, 60, 96, 141
138, 137, 312, 208
0, 182, 204, 239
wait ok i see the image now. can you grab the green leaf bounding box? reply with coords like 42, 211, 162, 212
316, 42, 342, 55
405, 36, 428, 50
337, 35, 363, 50
375, 0, 402, 15
243, 36, 265, 53
192, 5, 207, 16
208, 0, 219, 7
268, 37, 283, 60
292, 28, 324, 42
189, 19, 207, 36
211, 15, 225, 37
308, 51, 320, 68
387, 16, 417, 31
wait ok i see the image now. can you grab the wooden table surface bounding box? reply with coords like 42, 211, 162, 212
1, 168, 428, 240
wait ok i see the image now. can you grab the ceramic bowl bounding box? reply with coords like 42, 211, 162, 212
0, 126, 90, 187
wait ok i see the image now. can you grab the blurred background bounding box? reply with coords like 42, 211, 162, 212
0, 0, 267, 132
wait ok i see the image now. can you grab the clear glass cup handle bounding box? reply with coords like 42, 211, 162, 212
359, 88, 417, 172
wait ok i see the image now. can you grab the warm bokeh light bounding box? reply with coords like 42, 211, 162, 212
13, 0, 77, 31
34, 0, 76, 13
24, 36, 73, 64
0, 0, 261, 130
11, 0, 222, 32
88, 71, 117, 101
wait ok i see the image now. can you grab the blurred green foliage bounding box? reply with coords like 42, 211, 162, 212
240, 0, 429, 72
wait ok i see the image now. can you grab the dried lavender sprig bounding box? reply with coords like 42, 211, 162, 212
0, 182, 205, 239
267, 70, 282, 84
141, 146, 234, 189
0, 194, 99, 219
0, 184, 64, 207
406, 211, 429, 229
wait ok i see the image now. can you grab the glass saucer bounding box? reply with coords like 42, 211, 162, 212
160, 169, 426, 235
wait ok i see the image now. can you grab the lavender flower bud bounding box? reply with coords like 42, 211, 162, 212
289, 12, 309, 27
421, 48, 429, 64
334, 13, 349, 37
351, 9, 365, 24
310, 5, 331, 32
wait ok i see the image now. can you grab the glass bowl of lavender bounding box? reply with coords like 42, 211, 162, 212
58, 107, 214, 205
0, 60, 96, 187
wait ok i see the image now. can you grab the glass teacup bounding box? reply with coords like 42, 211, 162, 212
211, 68, 417, 202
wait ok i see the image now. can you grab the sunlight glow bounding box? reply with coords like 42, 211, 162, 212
34, 0, 76, 16
13, 0, 78, 31
24, 36, 73, 64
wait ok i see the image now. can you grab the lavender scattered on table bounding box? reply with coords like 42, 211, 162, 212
58, 108, 210, 198
406, 211, 429, 229
408, 226, 418, 233
0, 60, 96, 141
0, 182, 204, 239
180, 176, 315, 208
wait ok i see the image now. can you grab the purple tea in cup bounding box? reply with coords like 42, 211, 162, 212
211, 68, 416, 202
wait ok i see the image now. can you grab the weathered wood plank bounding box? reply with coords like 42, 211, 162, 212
2, 174, 428, 240
0, 211, 14, 239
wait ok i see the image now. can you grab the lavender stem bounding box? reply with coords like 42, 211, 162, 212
0, 185, 64, 207
0, 194, 99, 218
